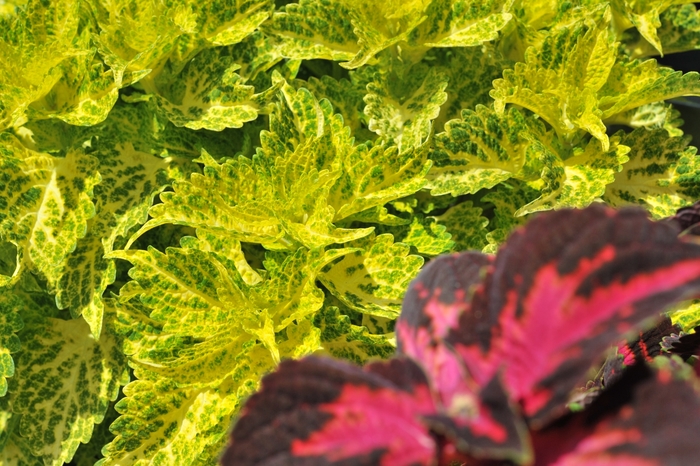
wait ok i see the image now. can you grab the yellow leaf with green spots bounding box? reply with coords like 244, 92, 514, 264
670, 300, 700, 332
598, 58, 700, 122
429, 46, 509, 132
319, 234, 424, 319
0, 133, 99, 289
265, 0, 360, 63
610, 0, 681, 55
604, 127, 700, 218
9, 315, 128, 466
517, 131, 630, 215
492, 10, 617, 149
150, 46, 281, 131
0, 0, 86, 130
90, 0, 273, 89
0, 291, 23, 397
435, 200, 489, 252
624, 4, 700, 57
364, 60, 448, 152
481, 180, 539, 253
427, 106, 540, 196
17, 103, 198, 338
606, 101, 684, 136
409, 0, 513, 48
313, 304, 395, 365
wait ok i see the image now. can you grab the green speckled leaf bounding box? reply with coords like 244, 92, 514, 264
91, 0, 272, 89
637, 4, 700, 56
265, 0, 360, 62
152, 47, 280, 131
409, 0, 513, 48
599, 58, 700, 121
10, 315, 128, 466
0, 133, 99, 289
434, 200, 489, 252
606, 101, 684, 137
299, 75, 371, 139
430, 46, 509, 132
329, 140, 432, 222
0, 291, 24, 397
670, 300, 700, 332
20, 103, 197, 338
314, 304, 395, 365
517, 132, 630, 215
604, 127, 700, 218
492, 11, 617, 149
397, 215, 454, 256
427, 105, 538, 196
481, 180, 539, 252
0, 0, 85, 130
611, 0, 679, 55
364, 61, 448, 152
319, 234, 424, 319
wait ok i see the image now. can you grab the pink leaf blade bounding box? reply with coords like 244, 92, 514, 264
222, 357, 439, 466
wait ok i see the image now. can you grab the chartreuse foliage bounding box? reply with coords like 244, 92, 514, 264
2, 0, 700, 464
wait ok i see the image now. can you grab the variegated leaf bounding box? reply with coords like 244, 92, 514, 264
427, 105, 540, 196
364, 60, 448, 152
314, 304, 396, 365
319, 234, 424, 319
492, 10, 617, 149
409, 0, 514, 48
265, 0, 360, 62
0, 133, 99, 289
516, 131, 630, 216
10, 315, 128, 466
604, 127, 700, 218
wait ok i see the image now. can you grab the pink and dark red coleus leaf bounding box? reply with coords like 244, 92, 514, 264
437, 206, 700, 426
532, 362, 700, 466
222, 356, 440, 466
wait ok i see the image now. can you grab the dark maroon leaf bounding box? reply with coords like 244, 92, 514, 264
221, 356, 439, 466
601, 317, 682, 387
443, 205, 700, 427
533, 361, 700, 466
667, 200, 700, 232
662, 325, 700, 359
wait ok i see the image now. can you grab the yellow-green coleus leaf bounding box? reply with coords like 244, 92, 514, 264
434, 200, 489, 252
9, 313, 128, 466
319, 234, 424, 319
492, 9, 618, 149
408, 0, 514, 48
90, 0, 273, 88
0, 0, 120, 130
313, 304, 395, 365
427, 105, 540, 196
610, 0, 682, 55
604, 127, 700, 218
265, 0, 361, 63
480, 180, 539, 253
147, 46, 281, 131
430, 45, 510, 132
0, 291, 23, 397
606, 101, 684, 137
101, 244, 339, 464
134, 81, 430, 250
17, 102, 196, 338
364, 60, 448, 152
0, 133, 99, 289
670, 299, 700, 332
598, 57, 700, 121
0, 396, 40, 466
517, 131, 630, 215
627, 4, 700, 57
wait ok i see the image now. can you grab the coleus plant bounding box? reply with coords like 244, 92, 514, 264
3, 0, 700, 465
223, 204, 700, 465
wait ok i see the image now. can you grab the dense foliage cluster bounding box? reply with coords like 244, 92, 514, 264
1, 0, 700, 464
224, 205, 700, 465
